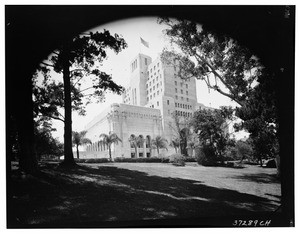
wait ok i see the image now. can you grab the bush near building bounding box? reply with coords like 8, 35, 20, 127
195, 145, 219, 166
114, 157, 169, 163
169, 154, 186, 166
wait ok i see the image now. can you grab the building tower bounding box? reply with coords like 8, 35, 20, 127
123, 53, 198, 142
122, 54, 152, 106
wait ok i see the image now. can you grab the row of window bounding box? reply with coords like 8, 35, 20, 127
175, 81, 188, 89
147, 81, 162, 93
175, 95, 189, 102
147, 89, 162, 101
131, 59, 138, 72
175, 102, 192, 109
175, 88, 189, 95
175, 110, 192, 117
147, 62, 161, 75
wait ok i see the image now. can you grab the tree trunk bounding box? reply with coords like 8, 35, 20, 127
157, 147, 159, 156
61, 42, 76, 166
135, 147, 138, 158
76, 145, 79, 159
175, 147, 178, 153
109, 146, 112, 161
16, 81, 38, 174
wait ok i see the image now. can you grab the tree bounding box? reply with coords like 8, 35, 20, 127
128, 134, 144, 158
170, 138, 180, 153
34, 119, 64, 160
99, 132, 122, 161
191, 107, 235, 162
151, 136, 168, 156
158, 18, 279, 166
72, 131, 92, 159
235, 71, 279, 167
235, 139, 253, 163
35, 30, 127, 166
158, 18, 261, 107
169, 112, 190, 155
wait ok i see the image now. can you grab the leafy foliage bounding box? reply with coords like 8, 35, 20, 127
235, 71, 279, 164
33, 29, 127, 165
151, 136, 168, 155
191, 107, 235, 162
195, 145, 218, 166
100, 132, 122, 161
159, 17, 279, 167
158, 17, 262, 107
72, 131, 92, 159
169, 138, 180, 153
128, 134, 145, 158
34, 120, 64, 159
169, 153, 185, 166
114, 157, 168, 163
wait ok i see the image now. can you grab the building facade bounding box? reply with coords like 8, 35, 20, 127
81, 53, 210, 159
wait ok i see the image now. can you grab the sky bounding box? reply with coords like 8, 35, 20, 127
47, 16, 244, 141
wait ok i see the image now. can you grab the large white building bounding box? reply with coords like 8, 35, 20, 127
82, 53, 210, 159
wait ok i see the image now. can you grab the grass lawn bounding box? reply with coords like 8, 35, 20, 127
7, 162, 281, 227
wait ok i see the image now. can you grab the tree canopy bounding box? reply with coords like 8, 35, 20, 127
34, 29, 127, 166
159, 17, 279, 162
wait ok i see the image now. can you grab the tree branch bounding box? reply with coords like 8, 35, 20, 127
79, 86, 94, 93
194, 52, 243, 106
38, 114, 65, 122
41, 61, 55, 67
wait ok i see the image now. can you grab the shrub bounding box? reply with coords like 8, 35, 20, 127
184, 157, 197, 162
75, 158, 110, 163
161, 157, 170, 163
195, 145, 218, 166
114, 157, 162, 163
169, 154, 185, 166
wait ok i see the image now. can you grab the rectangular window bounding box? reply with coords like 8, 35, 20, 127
150, 95, 152, 99
186, 84, 188, 88
150, 88, 152, 92
186, 91, 188, 95
154, 93, 156, 97
175, 95, 178, 100
181, 97, 184, 100
145, 58, 147, 65
154, 65, 156, 70
153, 86, 155, 90
181, 89, 183, 94
175, 103, 177, 107
157, 101, 159, 106
157, 90, 159, 95
157, 83, 159, 88
175, 88, 177, 93
175, 81, 177, 85
187, 97, 189, 102
167, 100, 170, 105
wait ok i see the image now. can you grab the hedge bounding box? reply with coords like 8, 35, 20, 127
114, 157, 169, 163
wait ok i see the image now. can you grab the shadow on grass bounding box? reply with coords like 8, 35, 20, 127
8, 163, 280, 228
230, 173, 280, 184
